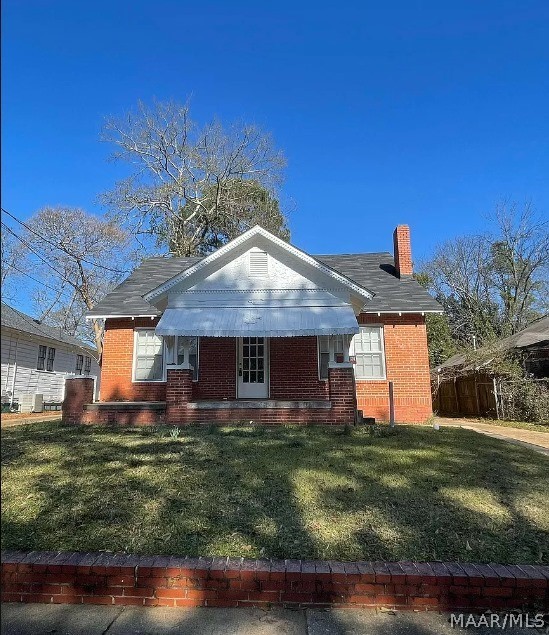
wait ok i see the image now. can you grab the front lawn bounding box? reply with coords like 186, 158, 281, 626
1, 422, 548, 564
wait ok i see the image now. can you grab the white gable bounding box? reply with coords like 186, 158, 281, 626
189, 248, 318, 291
144, 226, 373, 307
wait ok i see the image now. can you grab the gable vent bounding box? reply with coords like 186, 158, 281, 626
249, 250, 269, 277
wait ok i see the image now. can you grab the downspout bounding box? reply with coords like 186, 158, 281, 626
10, 339, 19, 408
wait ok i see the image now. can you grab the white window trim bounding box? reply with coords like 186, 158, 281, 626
317, 335, 351, 380
351, 324, 387, 381
317, 336, 329, 381
132, 328, 166, 383
165, 336, 200, 382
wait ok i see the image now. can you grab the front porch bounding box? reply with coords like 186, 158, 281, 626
64, 339, 359, 426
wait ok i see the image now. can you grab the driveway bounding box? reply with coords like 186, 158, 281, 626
435, 418, 549, 456
0, 412, 61, 428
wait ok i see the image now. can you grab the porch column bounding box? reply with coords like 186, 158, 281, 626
62, 377, 95, 424
328, 363, 357, 425
165, 367, 193, 424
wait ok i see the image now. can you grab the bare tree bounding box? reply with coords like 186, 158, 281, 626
1, 229, 26, 300
101, 100, 288, 256
488, 201, 549, 334
420, 201, 548, 353
15, 207, 132, 355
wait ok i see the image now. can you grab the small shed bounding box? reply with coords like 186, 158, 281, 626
433, 316, 548, 418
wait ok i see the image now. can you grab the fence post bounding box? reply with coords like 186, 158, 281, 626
389, 381, 395, 427
493, 377, 500, 420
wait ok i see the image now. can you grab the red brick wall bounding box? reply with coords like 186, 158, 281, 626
2, 551, 547, 611
393, 225, 413, 277
101, 318, 166, 402
270, 337, 329, 400
99, 315, 433, 424
356, 314, 433, 423
193, 338, 236, 399
62, 378, 95, 424
82, 407, 165, 426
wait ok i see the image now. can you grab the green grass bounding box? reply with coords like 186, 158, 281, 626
1, 422, 548, 564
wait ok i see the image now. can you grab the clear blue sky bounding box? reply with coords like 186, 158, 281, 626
2, 0, 549, 265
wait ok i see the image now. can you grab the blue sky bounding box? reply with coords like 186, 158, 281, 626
2, 0, 549, 269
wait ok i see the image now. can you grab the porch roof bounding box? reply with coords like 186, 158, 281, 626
155, 305, 359, 337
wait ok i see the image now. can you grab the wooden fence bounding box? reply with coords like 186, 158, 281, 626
432, 373, 498, 418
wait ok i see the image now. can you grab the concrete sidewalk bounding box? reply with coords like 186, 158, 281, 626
1, 603, 539, 635
435, 418, 549, 456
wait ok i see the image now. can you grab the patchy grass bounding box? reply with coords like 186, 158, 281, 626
474, 419, 549, 433
1, 422, 548, 564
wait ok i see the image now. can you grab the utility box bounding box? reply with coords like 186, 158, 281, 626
19, 393, 44, 413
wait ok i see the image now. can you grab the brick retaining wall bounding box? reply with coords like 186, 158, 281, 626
2, 551, 547, 611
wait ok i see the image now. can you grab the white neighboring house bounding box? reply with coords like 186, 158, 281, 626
1, 303, 100, 411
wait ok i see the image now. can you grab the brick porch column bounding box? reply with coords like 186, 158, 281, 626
62, 377, 95, 424
328, 364, 357, 424
165, 368, 193, 424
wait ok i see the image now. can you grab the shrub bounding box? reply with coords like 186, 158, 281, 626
499, 378, 549, 424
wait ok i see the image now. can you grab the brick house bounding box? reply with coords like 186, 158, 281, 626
65, 224, 441, 426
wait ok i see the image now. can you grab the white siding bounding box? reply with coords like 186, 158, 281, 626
189, 249, 319, 291
1, 329, 100, 406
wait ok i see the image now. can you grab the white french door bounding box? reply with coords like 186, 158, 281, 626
237, 337, 269, 398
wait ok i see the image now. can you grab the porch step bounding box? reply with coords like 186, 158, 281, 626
188, 400, 332, 410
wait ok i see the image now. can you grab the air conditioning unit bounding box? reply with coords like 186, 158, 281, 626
19, 393, 44, 413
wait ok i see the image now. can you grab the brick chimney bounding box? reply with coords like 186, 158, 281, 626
393, 225, 413, 277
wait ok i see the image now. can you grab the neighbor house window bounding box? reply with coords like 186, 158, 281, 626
37, 345, 47, 370
134, 330, 164, 381
350, 326, 386, 379
165, 336, 199, 381
84, 356, 91, 375
75, 354, 84, 375
317, 335, 345, 379
46, 347, 56, 372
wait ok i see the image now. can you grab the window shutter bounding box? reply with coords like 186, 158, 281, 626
249, 251, 268, 277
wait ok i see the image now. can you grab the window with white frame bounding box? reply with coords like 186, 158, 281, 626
165, 336, 199, 380
317, 335, 345, 380
350, 326, 386, 379
134, 330, 164, 381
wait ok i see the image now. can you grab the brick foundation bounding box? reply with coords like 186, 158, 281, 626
2, 551, 547, 611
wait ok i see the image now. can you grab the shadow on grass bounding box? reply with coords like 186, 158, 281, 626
1, 421, 548, 564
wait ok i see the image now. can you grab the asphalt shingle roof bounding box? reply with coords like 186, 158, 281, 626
87, 252, 440, 317
314, 253, 442, 313
1, 303, 97, 353
440, 315, 549, 369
